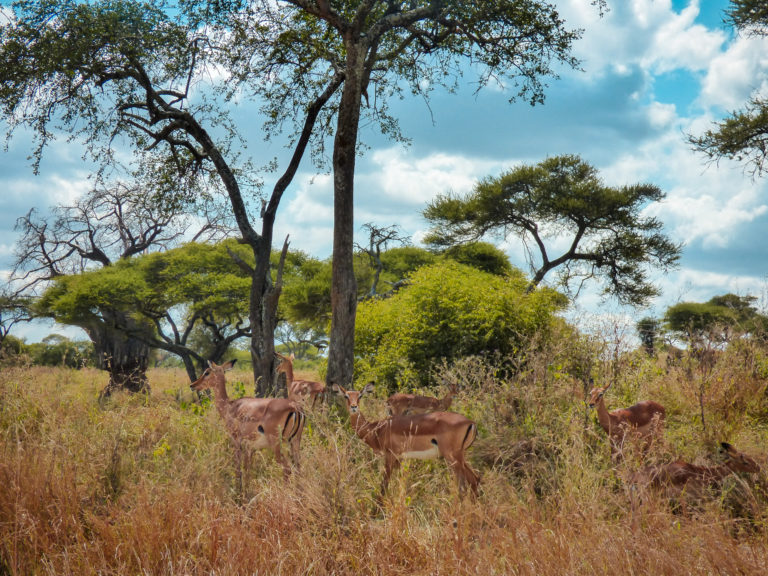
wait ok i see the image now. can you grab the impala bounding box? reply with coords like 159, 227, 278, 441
630, 442, 761, 508
587, 381, 665, 460
191, 359, 305, 494
332, 382, 480, 498
276, 352, 325, 407
386, 380, 459, 416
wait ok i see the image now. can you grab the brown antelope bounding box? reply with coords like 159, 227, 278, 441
386, 380, 459, 416
630, 442, 761, 509
190, 359, 305, 494
587, 381, 665, 460
332, 382, 480, 499
276, 352, 325, 408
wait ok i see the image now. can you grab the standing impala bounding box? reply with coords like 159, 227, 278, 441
332, 382, 479, 498
630, 442, 761, 507
276, 352, 326, 407
386, 380, 459, 416
191, 359, 305, 494
587, 381, 665, 460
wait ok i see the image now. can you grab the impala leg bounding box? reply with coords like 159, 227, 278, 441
270, 435, 292, 479
462, 462, 480, 497
233, 440, 244, 499
290, 417, 303, 473
445, 456, 479, 498
381, 455, 400, 498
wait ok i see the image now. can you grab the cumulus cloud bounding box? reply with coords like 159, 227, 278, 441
560, 0, 726, 80
699, 34, 768, 111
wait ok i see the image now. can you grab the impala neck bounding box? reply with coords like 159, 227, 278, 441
348, 410, 379, 449
208, 375, 236, 426
594, 397, 613, 434
278, 361, 294, 384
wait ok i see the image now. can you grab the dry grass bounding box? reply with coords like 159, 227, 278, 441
2, 344, 768, 575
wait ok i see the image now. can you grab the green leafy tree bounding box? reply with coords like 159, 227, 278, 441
664, 293, 768, 346
636, 316, 660, 356
26, 335, 95, 368
37, 240, 252, 384
12, 181, 227, 394
355, 261, 568, 389
234, 0, 584, 387
424, 155, 682, 306
689, 1, 768, 176
0, 290, 32, 348
0, 0, 342, 395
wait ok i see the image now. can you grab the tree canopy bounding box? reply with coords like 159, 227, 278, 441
688, 0, 768, 177
36, 240, 253, 381
423, 155, 682, 307
663, 293, 768, 345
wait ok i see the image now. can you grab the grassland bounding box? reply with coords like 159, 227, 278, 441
2, 345, 768, 575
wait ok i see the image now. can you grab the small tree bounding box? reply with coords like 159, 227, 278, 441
636, 317, 660, 356
424, 155, 682, 306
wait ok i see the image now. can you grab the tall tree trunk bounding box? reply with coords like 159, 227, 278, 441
86, 311, 151, 399
327, 41, 366, 388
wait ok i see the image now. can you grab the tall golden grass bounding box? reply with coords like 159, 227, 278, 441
2, 341, 768, 575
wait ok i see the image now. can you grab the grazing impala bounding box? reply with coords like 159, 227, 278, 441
276, 352, 325, 407
332, 382, 479, 498
191, 359, 305, 494
630, 442, 761, 508
587, 381, 665, 460
386, 380, 459, 416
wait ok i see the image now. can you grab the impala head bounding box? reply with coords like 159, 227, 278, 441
190, 359, 236, 391
587, 380, 612, 408
332, 382, 375, 413
720, 442, 761, 473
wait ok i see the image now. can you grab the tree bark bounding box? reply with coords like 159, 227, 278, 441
326, 39, 366, 388
86, 312, 151, 399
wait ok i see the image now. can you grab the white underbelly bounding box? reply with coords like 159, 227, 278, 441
401, 445, 440, 460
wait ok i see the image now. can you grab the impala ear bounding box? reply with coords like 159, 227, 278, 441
361, 382, 375, 396
330, 383, 345, 395
721, 442, 733, 453
222, 359, 236, 371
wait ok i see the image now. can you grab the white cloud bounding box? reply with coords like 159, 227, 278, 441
699, 34, 768, 110
359, 148, 502, 206
561, 0, 726, 79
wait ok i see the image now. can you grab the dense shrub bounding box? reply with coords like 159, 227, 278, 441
354, 261, 568, 389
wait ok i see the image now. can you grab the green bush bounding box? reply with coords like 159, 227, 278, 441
354, 261, 567, 389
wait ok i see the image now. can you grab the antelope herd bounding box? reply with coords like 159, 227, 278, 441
193, 356, 762, 513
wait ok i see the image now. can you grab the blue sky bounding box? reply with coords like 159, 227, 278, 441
3, 0, 768, 342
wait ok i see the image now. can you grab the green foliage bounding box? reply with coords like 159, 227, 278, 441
688, 1, 768, 177
355, 261, 567, 388
636, 317, 660, 355
442, 242, 513, 276
35, 240, 252, 355
423, 155, 682, 306
663, 293, 768, 343
25, 335, 94, 368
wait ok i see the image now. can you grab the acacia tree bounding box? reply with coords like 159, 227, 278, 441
12, 181, 227, 393
423, 155, 682, 306
689, 0, 768, 177
37, 240, 252, 384
0, 290, 32, 349
0, 0, 342, 394
246, 0, 584, 386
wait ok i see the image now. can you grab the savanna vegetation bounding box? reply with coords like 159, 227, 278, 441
3, 1, 768, 574
2, 320, 768, 575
